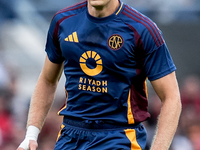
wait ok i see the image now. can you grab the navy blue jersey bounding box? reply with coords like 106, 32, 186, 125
45, 0, 176, 125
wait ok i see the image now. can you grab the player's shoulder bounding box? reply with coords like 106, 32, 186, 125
120, 3, 156, 29
52, 0, 87, 22
120, 3, 164, 47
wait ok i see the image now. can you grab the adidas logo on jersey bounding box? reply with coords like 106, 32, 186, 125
65, 32, 79, 43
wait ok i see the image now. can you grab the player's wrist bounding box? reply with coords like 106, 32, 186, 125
25, 125, 40, 141
18, 125, 40, 149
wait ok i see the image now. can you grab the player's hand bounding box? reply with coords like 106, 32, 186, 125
17, 125, 40, 150
17, 140, 38, 150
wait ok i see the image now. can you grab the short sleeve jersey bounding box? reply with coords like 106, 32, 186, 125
45, 0, 176, 125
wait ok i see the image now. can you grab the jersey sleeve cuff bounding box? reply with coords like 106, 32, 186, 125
148, 66, 176, 81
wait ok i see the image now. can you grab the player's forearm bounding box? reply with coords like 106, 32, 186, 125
27, 74, 58, 130
150, 97, 182, 150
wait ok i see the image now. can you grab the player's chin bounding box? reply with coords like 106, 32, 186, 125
89, 0, 106, 8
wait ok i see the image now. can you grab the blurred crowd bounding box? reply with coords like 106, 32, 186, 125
0, 0, 200, 150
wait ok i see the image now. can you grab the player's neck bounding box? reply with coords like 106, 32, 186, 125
87, 0, 120, 18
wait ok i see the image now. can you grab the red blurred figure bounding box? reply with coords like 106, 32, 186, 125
181, 75, 200, 114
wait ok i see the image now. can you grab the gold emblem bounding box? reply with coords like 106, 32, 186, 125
79, 51, 103, 76
108, 34, 123, 50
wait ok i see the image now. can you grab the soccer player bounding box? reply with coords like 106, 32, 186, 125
17, 0, 181, 149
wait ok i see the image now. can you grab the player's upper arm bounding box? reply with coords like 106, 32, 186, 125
150, 71, 180, 103
40, 55, 64, 85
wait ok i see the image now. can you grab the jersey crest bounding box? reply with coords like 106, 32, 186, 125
108, 34, 124, 50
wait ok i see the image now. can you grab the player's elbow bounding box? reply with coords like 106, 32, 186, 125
163, 94, 182, 116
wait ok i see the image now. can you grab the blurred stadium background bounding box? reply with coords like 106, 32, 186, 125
0, 0, 200, 149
